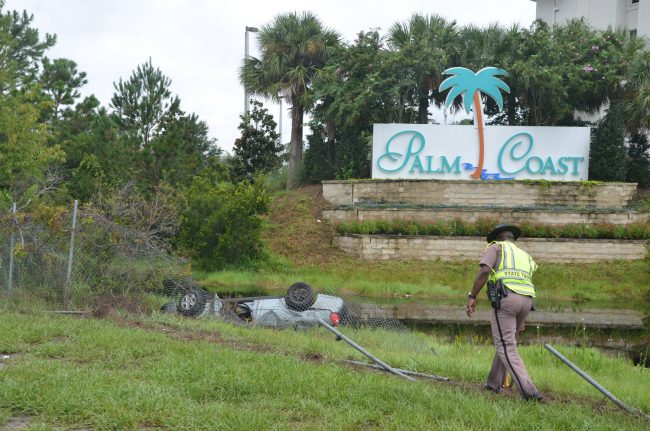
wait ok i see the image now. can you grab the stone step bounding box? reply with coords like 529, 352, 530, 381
323, 206, 649, 226
335, 234, 650, 263
323, 180, 638, 209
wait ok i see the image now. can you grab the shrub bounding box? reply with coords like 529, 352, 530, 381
303, 123, 336, 183
178, 175, 269, 270
626, 131, 650, 188
589, 106, 628, 181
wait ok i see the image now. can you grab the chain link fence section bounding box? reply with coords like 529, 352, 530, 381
1, 206, 70, 304
1, 201, 181, 310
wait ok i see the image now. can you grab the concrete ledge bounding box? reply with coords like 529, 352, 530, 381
323, 207, 649, 225
374, 304, 646, 329
334, 234, 650, 263
322, 180, 638, 209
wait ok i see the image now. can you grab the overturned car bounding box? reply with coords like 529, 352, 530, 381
161, 281, 347, 329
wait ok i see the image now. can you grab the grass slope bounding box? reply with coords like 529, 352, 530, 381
0, 308, 648, 430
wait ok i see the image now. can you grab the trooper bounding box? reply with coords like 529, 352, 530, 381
466, 223, 543, 401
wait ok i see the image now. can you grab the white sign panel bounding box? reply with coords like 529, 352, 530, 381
372, 124, 590, 181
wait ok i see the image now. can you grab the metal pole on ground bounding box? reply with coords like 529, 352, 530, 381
64, 200, 78, 310
544, 343, 650, 421
340, 359, 450, 382
318, 319, 415, 381
7, 202, 16, 297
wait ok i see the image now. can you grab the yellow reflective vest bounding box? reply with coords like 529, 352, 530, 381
487, 241, 537, 297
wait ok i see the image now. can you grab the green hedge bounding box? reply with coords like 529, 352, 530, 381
336, 218, 650, 240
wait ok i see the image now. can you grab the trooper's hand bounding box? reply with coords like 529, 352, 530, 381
466, 298, 476, 318
517, 322, 525, 335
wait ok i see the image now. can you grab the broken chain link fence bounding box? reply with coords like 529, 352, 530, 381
1, 201, 181, 310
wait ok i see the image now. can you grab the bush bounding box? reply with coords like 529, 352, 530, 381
626, 131, 650, 188
303, 124, 336, 183
178, 175, 269, 270
589, 107, 628, 181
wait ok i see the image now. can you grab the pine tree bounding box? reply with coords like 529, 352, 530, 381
40, 57, 87, 120
109, 59, 180, 149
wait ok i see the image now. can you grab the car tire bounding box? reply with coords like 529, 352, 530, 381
177, 288, 207, 317
285, 282, 315, 311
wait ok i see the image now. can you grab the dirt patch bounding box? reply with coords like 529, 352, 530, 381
0, 416, 30, 431
92, 294, 152, 318
109, 317, 276, 354
301, 352, 323, 362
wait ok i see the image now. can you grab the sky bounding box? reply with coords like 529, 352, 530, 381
4, 0, 537, 153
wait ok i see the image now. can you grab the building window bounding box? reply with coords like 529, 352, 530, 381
630, 29, 637, 38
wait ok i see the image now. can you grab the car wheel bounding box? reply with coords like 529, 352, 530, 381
177, 288, 207, 317
285, 282, 315, 311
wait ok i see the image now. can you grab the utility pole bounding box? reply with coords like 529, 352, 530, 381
244, 26, 259, 114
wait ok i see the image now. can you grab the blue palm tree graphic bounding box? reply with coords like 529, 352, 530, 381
439, 67, 510, 179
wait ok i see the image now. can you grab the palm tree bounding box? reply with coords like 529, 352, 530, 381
239, 12, 340, 189
387, 14, 460, 124
621, 49, 650, 132
439, 67, 510, 179
459, 24, 522, 125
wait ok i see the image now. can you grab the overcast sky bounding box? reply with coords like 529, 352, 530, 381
5, 0, 537, 153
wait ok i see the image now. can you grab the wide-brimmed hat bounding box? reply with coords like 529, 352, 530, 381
487, 223, 521, 243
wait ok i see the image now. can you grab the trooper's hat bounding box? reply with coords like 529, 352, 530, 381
487, 223, 521, 243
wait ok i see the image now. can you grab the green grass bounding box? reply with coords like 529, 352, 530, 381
197, 258, 650, 310
0, 307, 648, 430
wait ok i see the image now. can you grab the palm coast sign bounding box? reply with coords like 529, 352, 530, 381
372, 67, 590, 181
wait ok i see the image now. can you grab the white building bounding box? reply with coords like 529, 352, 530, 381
532, 0, 650, 38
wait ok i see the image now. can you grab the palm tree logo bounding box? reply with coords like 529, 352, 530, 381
439, 67, 510, 179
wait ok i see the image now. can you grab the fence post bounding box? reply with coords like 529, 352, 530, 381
64, 200, 78, 310
7, 202, 16, 297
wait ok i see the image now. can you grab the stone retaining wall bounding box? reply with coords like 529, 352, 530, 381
322, 207, 649, 225
322, 180, 637, 209
334, 234, 649, 263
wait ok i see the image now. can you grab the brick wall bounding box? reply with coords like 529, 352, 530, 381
334, 235, 649, 263
322, 180, 637, 209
